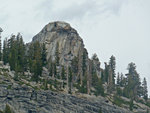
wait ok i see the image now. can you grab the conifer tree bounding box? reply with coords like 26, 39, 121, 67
109, 55, 116, 84
104, 62, 109, 83
123, 62, 141, 100
129, 99, 134, 111
117, 72, 120, 86
61, 66, 66, 80
0, 28, 2, 61
82, 49, 87, 76
33, 42, 42, 82
49, 60, 53, 77
16, 33, 26, 72
4, 33, 26, 72
120, 73, 125, 87
3, 38, 9, 65
55, 42, 60, 66
68, 67, 72, 94
28, 41, 42, 82
42, 43, 47, 66
92, 73, 104, 96
142, 77, 148, 100
71, 56, 78, 74
8, 35, 17, 71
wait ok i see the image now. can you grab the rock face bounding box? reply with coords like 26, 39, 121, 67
32, 21, 84, 66
0, 84, 132, 113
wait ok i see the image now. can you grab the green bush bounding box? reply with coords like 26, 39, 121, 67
7, 85, 12, 89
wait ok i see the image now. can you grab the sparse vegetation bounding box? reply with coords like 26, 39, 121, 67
113, 95, 129, 107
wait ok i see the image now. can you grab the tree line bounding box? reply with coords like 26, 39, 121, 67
0, 32, 148, 103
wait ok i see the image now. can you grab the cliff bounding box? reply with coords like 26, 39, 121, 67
32, 21, 101, 94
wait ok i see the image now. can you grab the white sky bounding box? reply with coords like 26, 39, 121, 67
0, 0, 150, 96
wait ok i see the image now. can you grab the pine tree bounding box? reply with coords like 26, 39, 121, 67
0, 29, 2, 61
107, 65, 114, 93
4, 33, 26, 72
42, 43, 47, 66
8, 35, 17, 71
82, 49, 87, 76
71, 56, 78, 74
91, 60, 104, 96
79, 74, 87, 94
61, 66, 66, 80
16, 33, 26, 72
129, 99, 134, 111
109, 55, 116, 85
123, 62, 141, 100
117, 72, 120, 86
120, 73, 125, 87
104, 62, 109, 83
127, 62, 136, 75
3, 38, 9, 65
32, 42, 42, 82
142, 77, 148, 100
55, 42, 60, 66
28, 43, 34, 72
49, 61, 53, 77
68, 67, 72, 94
92, 73, 104, 96
28, 41, 42, 82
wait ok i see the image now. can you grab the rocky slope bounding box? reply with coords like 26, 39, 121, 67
0, 85, 132, 113
0, 62, 149, 113
0, 64, 132, 113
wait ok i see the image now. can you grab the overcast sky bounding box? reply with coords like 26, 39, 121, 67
0, 0, 150, 96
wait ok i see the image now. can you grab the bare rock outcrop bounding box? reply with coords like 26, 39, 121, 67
32, 21, 84, 66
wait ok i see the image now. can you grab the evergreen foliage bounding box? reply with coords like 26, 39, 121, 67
3, 38, 9, 65
2, 34, 26, 72
61, 66, 66, 80
0, 31, 149, 105
109, 55, 116, 85
0, 31, 2, 61
117, 73, 120, 86
55, 42, 60, 66
92, 73, 104, 96
82, 49, 87, 76
28, 41, 42, 82
129, 99, 134, 111
123, 63, 141, 100
71, 56, 78, 74
79, 75, 87, 94
41, 43, 47, 66
142, 77, 148, 100
68, 67, 72, 94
